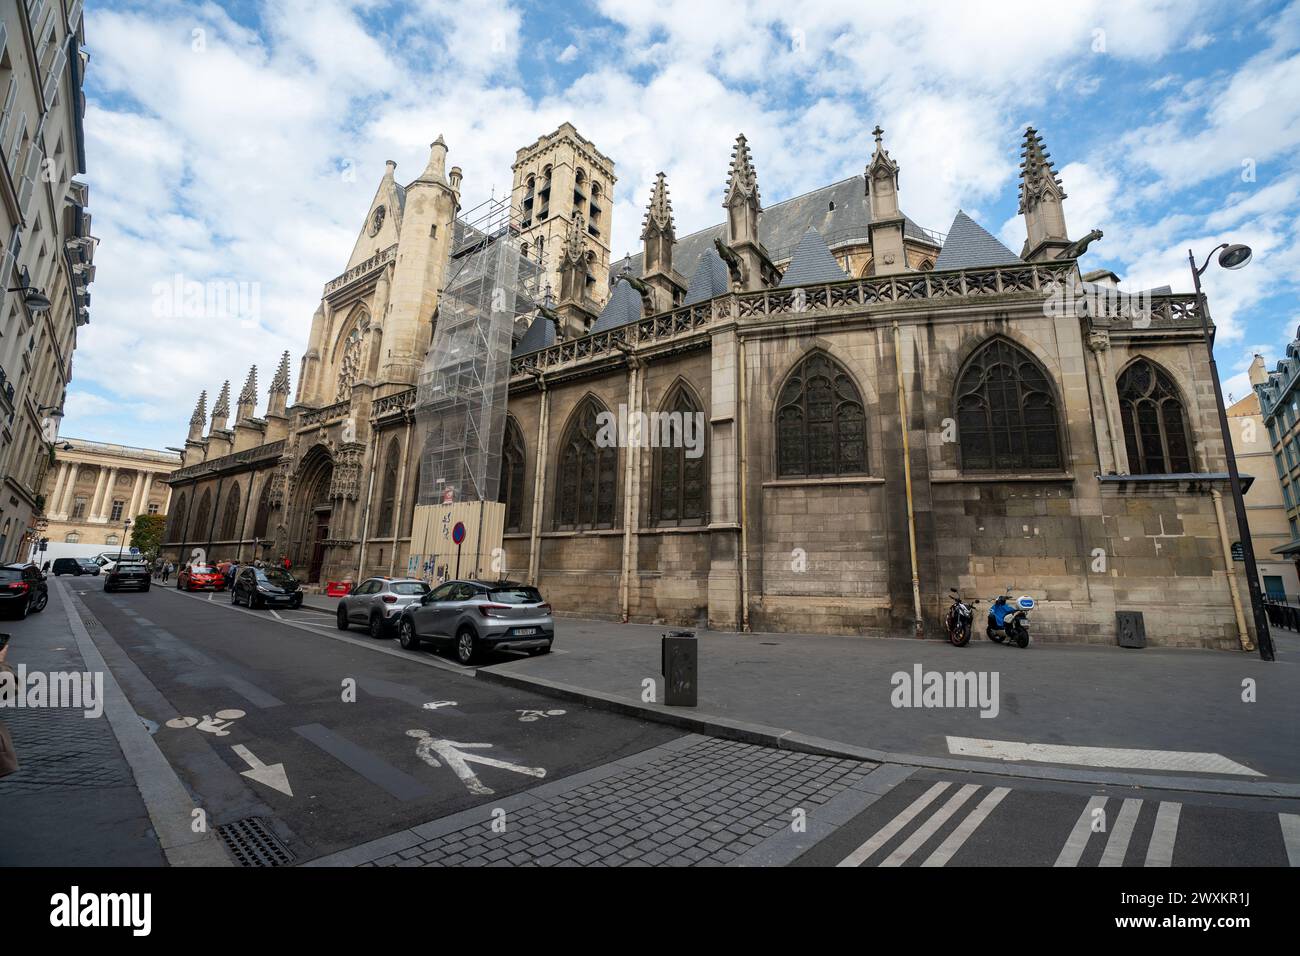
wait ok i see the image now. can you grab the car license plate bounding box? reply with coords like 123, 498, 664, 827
514, 627, 537, 636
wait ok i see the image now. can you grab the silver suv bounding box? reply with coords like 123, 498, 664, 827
396, 579, 554, 664
337, 577, 431, 638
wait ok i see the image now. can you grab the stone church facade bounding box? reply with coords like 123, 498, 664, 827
162, 123, 1253, 650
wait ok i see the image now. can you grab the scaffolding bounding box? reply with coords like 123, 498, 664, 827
414, 197, 547, 506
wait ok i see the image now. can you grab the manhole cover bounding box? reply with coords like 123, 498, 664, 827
217, 816, 295, 867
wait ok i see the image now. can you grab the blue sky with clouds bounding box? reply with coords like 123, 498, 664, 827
64, 0, 1300, 449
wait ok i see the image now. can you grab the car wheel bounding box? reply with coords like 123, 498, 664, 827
398, 618, 420, 650
31, 592, 48, 613
456, 627, 480, 666
336, 606, 349, 630
231, 588, 239, 605
369, 614, 385, 639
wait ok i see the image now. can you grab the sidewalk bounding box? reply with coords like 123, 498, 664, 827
0, 583, 165, 866
473, 617, 1300, 792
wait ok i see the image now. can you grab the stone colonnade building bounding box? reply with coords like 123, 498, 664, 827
42, 438, 179, 547
162, 123, 1251, 650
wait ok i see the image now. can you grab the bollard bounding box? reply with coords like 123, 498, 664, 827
661, 630, 697, 707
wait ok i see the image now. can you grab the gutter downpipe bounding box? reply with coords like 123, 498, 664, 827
527, 369, 549, 585
615, 343, 640, 622
387, 414, 412, 578
1211, 486, 1252, 650
357, 429, 379, 578
893, 320, 924, 636
738, 331, 751, 633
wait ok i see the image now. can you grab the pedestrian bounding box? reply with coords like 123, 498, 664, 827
225, 561, 238, 590
163, 561, 173, 583
0, 639, 18, 779
282, 554, 292, 572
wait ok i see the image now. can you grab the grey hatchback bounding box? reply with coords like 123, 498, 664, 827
337, 577, 430, 638
396, 579, 553, 664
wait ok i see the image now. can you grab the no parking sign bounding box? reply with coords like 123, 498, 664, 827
452, 522, 466, 577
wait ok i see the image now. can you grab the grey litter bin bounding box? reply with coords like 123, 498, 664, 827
661, 629, 697, 707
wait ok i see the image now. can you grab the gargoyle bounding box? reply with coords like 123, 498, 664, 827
1061, 228, 1103, 260
713, 237, 744, 285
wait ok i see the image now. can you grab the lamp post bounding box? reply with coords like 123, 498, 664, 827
1188, 243, 1275, 661
118, 517, 133, 566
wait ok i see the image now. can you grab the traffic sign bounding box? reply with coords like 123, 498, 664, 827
452, 522, 466, 545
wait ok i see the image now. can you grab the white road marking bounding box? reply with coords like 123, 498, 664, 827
232, 744, 293, 797
406, 730, 546, 796
1281, 813, 1300, 867
947, 736, 1262, 777
836, 782, 950, 867
1055, 796, 1108, 867
879, 784, 979, 867
1145, 802, 1181, 867
270, 610, 283, 621
423, 701, 458, 710
207, 593, 213, 602
921, 786, 1010, 867
1099, 797, 1142, 866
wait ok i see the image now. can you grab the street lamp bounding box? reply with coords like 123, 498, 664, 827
6, 284, 51, 314
1188, 242, 1275, 661
117, 517, 133, 566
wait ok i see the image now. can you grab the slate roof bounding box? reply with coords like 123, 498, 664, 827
616, 175, 938, 286
591, 277, 643, 332
511, 311, 557, 357
682, 245, 731, 306
778, 228, 849, 287
933, 210, 1023, 271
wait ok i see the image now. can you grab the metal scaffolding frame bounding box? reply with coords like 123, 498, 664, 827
414, 197, 547, 506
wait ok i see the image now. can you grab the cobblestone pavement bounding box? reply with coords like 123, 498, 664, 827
360, 736, 875, 867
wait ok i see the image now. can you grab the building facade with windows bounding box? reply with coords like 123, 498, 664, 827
1251, 343, 1300, 594
40, 437, 177, 549
164, 123, 1251, 649
0, 0, 95, 563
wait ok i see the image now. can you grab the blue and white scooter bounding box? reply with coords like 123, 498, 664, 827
986, 592, 1034, 648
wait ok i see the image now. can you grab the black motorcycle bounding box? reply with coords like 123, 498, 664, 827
945, 588, 977, 647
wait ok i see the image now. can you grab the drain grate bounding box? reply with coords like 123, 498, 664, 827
217, 816, 295, 867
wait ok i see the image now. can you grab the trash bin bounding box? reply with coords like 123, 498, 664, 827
661, 630, 697, 707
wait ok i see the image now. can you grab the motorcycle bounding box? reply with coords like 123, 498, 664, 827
945, 588, 977, 647
987, 591, 1034, 648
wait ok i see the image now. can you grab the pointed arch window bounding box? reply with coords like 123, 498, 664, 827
956, 338, 1062, 472
252, 481, 271, 538
1118, 359, 1192, 474
220, 482, 241, 540
375, 439, 400, 536
499, 418, 526, 533
192, 490, 212, 543
336, 328, 362, 401
168, 493, 187, 540
654, 384, 708, 525
555, 398, 618, 530
776, 352, 867, 477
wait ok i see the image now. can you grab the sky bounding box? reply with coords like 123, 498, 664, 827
62, 0, 1300, 449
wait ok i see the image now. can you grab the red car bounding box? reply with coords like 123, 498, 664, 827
177, 564, 225, 591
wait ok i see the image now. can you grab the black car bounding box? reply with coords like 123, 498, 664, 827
0, 563, 49, 618
231, 566, 303, 609
104, 560, 151, 592
51, 557, 100, 576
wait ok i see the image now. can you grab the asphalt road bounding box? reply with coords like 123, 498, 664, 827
64, 576, 679, 863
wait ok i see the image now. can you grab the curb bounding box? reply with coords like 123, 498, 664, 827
474, 665, 1300, 799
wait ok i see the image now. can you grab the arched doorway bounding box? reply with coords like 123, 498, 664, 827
291, 447, 334, 583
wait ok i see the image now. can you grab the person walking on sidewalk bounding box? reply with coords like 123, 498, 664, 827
0, 640, 19, 778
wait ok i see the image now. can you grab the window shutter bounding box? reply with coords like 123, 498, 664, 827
67, 0, 84, 33
0, 83, 18, 156
18, 142, 43, 218
43, 46, 67, 107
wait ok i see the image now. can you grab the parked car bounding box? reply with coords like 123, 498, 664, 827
336, 577, 431, 638
231, 566, 303, 609
177, 564, 225, 592
0, 563, 49, 618
96, 552, 143, 575
52, 557, 100, 576
395, 579, 553, 664
104, 560, 151, 593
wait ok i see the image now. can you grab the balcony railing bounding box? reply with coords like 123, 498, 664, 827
323, 243, 397, 296
168, 439, 286, 482
372, 389, 416, 417
301, 400, 350, 427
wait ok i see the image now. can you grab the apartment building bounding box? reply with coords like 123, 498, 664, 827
0, 0, 94, 562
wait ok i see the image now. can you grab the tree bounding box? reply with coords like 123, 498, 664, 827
131, 514, 166, 559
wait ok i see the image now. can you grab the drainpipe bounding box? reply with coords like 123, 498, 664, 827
388, 415, 413, 577
615, 344, 640, 622
1211, 487, 1252, 651
527, 369, 549, 584
737, 333, 751, 633
356, 430, 380, 577
892, 320, 924, 636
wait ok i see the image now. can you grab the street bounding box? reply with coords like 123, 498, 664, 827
0, 576, 1295, 868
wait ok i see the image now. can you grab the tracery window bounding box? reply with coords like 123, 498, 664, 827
653, 384, 707, 524
220, 483, 241, 540
1118, 359, 1192, 474
375, 439, 399, 536
776, 352, 866, 477
554, 397, 617, 530
956, 337, 1062, 472
336, 328, 362, 401
499, 418, 526, 533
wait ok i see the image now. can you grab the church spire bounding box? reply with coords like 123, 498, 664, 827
187, 390, 207, 441
267, 351, 291, 417
640, 172, 685, 311
211, 380, 231, 431
866, 125, 906, 275
724, 133, 761, 212
1018, 126, 1071, 261
641, 172, 675, 242
416, 133, 449, 186
237, 365, 258, 420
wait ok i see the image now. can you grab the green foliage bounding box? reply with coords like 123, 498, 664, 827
131, 513, 166, 559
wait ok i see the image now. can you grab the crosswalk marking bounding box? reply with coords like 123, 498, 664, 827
921, 786, 1010, 867
836, 782, 950, 867
1144, 802, 1181, 867
880, 784, 980, 867
1282, 814, 1300, 867
946, 736, 1262, 776
1055, 796, 1107, 867
1099, 798, 1142, 867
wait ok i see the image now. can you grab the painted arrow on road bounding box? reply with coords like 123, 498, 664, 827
406, 729, 546, 796
232, 744, 294, 796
